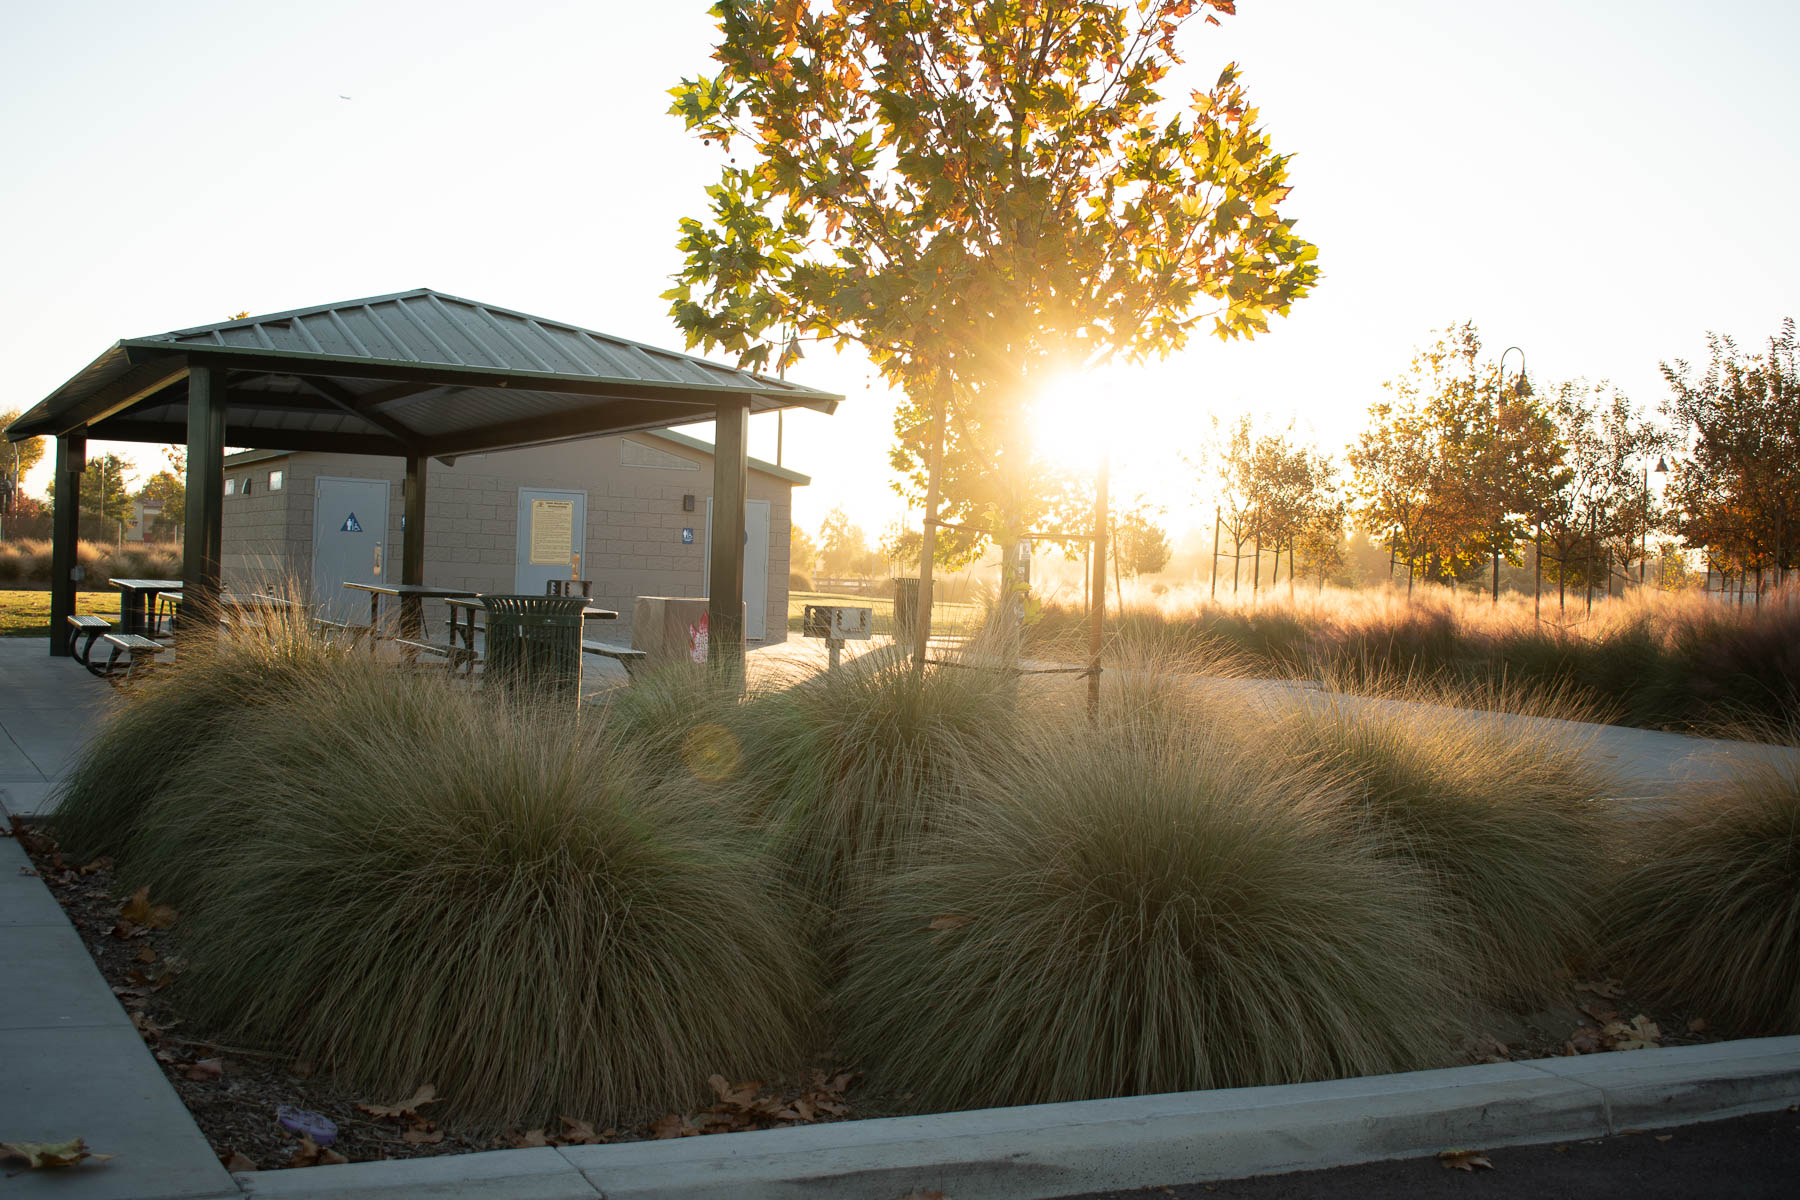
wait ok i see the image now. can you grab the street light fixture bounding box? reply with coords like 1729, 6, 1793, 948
1641, 455, 1669, 585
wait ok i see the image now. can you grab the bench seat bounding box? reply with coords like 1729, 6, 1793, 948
581, 640, 647, 680
310, 616, 371, 645
100, 632, 166, 682
66, 613, 113, 669
393, 638, 480, 672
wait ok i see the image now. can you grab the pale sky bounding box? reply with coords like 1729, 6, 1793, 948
3, 1, 1796, 545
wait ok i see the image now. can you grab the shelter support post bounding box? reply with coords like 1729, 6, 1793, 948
708, 397, 749, 682
47, 434, 86, 656
401, 453, 428, 638
182, 364, 226, 627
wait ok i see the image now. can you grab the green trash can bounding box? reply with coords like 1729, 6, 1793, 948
480, 594, 589, 702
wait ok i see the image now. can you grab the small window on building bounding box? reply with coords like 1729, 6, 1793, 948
241, 477, 253, 496
269, 470, 284, 491
224, 478, 236, 496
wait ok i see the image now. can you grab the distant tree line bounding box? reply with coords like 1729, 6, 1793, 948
1342, 319, 1796, 605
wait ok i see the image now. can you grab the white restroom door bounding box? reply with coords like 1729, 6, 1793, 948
312, 476, 390, 624
515, 488, 587, 594
704, 498, 771, 640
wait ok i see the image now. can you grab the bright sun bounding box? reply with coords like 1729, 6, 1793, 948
1031, 369, 1119, 472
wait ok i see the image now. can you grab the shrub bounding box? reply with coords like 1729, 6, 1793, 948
835, 715, 1461, 1110
1606, 740, 1800, 1033
156, 665, 816, 1129
49, 597, 354, 865
1275, 695, 1613, 1004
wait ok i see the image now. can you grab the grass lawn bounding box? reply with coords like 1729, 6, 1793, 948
0, 590, 121, 638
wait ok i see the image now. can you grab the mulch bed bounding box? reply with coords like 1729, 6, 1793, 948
8, 814, 1744, 1175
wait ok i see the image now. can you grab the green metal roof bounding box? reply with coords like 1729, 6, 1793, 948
5, 288, 840, 458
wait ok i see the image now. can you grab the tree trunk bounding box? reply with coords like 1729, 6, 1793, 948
1087, 454, 1108, 721
911, 377, 947, 673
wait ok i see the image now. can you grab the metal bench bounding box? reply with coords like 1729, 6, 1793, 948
65, 613, 113, 670
580, 640, 647, 680
99, 633, 167, 682
310, 616, 371, 647
393, 638, 480, 673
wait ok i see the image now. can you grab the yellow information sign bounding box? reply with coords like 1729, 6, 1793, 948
529, 499, 576, 565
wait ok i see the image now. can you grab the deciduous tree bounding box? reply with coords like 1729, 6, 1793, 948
666, 0, 1320, 611
1661, 318, 1799, 590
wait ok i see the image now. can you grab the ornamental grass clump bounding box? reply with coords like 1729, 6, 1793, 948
1276, 693, 1614, 1005
834, 715, 1461, 1111
751, 647, 1020, 919
49, 593, 354, 865
1606, 735, 1800, 1033
162, 665, 815, 1129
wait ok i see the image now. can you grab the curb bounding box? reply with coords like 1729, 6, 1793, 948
234, 1037, 1800, 1200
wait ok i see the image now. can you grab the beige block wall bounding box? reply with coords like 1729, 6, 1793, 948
221, 433, 793, 645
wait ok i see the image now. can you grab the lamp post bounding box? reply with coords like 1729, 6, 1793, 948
1491, 347, 1526, 602
1641, 455, 1668, 585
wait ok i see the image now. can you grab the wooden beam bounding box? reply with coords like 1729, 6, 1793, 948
422, 397, 718, 458
89, 418, 406, 457
44, 357, 190, 436
708, 397, 749, 681
182, 365, 227, 620
289, 375, 419, 448
402, 454, 428, 587
47, 435, 85, 657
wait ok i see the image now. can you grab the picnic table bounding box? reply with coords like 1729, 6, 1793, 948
109, 578, 183, 637
341, 582, 480, 642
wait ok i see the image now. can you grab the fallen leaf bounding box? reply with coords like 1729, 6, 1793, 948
0, 1137, 115, 1169
650, 1113, 698, 1139
1687, 1017, 1710, 1033
1579, 977, 1625, 998
288, 1136, 348, 1168
1580, 1001, 1619, 1024
154, 1048, 181, 1064
1438, 1149, 1493, 1172
291, 1059, 316, 1079
135, 946, 157, 964
130, 1011, 176, 1041
512, 1128, 550, 1148
927, 914, 970, 932
79, 857, 112, 876
1655, 1134, 1673, 1143
709, 1074, 764, 1111
185, 1058, 224, 1081
560, 1117, 603, 1145
401, 1127, 444, 1145
118, 886, 178, 930
358, 1084, 444, 1120
1464, 1034, 1509, 1064
6, 815, 55, 855
222, 1150, 258, 1172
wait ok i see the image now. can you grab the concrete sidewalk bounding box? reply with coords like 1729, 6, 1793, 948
0, 638, 236, 1196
